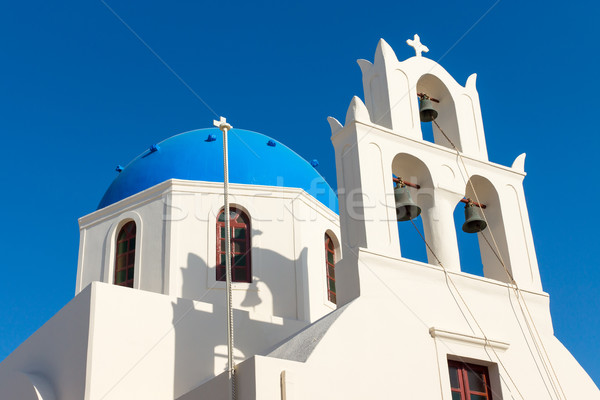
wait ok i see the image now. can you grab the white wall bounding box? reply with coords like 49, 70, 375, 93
85, 282, 310, 399
77, 182, 170, 295
78, 179, 341, 323
0, 285, 92, 400
185, 253, 599, 400
291, 252, 599, 399
0, 281, 315, 400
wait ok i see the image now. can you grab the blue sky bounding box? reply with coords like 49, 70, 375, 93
1, 0, 599, 388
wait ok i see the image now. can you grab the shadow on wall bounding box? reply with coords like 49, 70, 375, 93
172, 247, 311, 398
179, 245, 310, 318
179, 253, 207, 301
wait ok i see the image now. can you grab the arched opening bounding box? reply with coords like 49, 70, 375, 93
325, 233, 337, 304
454, 176, 512, 282
391, 153, 434, 264
114, 220, 136, 288
416, 74, 462, 152
217, 207, 252, 283
453, 202, 484, 277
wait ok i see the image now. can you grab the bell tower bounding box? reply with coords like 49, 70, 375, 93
329, 37, 542, 306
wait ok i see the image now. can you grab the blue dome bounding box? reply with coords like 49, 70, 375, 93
98, 128, 338, 213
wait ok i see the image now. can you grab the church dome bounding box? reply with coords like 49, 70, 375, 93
98, 128, 338, 212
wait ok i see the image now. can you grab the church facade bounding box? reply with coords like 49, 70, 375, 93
0, 37, 598, 400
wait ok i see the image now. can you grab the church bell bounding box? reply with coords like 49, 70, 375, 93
394, 185, 421, 221
462, 202, 487, 233
419, 97, 438, 122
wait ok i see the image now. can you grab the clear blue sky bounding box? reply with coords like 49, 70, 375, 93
1, 0, 598, 388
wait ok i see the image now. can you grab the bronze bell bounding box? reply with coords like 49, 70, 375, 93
394, 185, 421, 221
419, 97, 438, 122
462, 202, 487, 233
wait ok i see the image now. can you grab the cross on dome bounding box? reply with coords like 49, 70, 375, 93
213, 116, 232, 131
406, 34, 429, 57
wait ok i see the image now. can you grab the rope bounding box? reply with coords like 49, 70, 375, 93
431, 119, 567, 400
354, 242, 519, 399
410, 219, 526, 400
480, 235, 565, 399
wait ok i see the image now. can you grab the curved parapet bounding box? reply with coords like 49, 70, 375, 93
512, 153, 527, 173
327, 116, 343, 136
345, 96, 371, 125
357, 37, 489, 160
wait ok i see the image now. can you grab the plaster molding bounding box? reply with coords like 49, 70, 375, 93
80, 179, 339, 229
79, 180, 173, 227
351, 119, 526, 177
357, 247, 549, 298
429, 327, 510, 351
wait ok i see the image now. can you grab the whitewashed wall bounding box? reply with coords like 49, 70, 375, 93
182, 255, 599, 399
77, 179, 340, 323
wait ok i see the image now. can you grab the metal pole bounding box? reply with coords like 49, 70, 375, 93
213, 117, 236, 400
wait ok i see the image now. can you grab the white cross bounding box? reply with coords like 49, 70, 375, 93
406, 34, 429, 57
213, 116, 232, 131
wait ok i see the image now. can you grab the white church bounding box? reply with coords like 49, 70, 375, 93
1, 37, 598, 400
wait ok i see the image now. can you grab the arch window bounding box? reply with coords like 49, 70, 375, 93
217, 208, 251, 283
325, 234, 336, 304
115, 221, 136, 288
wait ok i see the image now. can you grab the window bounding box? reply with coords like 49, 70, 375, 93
448, 360, 493, 400
325, 234, 336, 304
115, 221, 136, 288
217, 208, 251, 283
